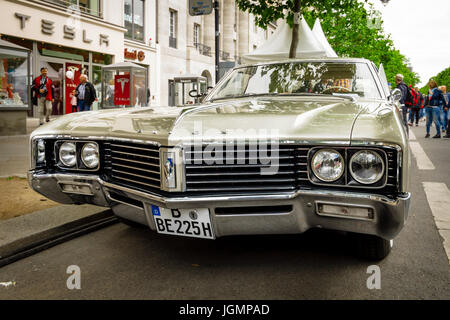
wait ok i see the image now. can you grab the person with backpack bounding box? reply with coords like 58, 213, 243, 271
33, 67, 54, 125
394, 74, 409, 128
409, 87, 422, 127
425, 79, 445, 138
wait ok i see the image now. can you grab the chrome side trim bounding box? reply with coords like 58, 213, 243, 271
98, 178, 407, 207
30, 135, 161, 147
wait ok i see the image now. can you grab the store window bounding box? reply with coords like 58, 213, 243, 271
43, 0, 102, 17
38, 42, 89, 63
92, 51, 113, 65
125, 0, 145, 42
169, 9, 178, 48
0, 46, 30, 108
193, 23, 200, 46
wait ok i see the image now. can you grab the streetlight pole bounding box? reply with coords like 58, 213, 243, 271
214, 0, 220, 84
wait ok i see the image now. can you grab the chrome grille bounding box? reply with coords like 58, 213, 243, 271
184, 145, 297, 192
101, 141, 399, 197
103, 141, 160, 191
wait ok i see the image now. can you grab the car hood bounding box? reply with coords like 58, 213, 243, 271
32, 97, 387, 146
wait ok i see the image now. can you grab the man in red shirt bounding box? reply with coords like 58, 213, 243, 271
33, 67, 54, 124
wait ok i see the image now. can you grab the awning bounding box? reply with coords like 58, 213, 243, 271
242, 16, 337, 64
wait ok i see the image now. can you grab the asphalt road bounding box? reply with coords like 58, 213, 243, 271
0, 124, 449, 299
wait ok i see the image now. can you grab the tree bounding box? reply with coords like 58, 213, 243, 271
420, 66, 450, 94
236, 0, 419, 86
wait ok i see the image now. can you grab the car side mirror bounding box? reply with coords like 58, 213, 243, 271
391, 88, 402, 102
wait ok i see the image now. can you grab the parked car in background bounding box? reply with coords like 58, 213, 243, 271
28, 58, 410, 260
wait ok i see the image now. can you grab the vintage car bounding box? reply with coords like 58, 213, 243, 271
28, 58, 410, 260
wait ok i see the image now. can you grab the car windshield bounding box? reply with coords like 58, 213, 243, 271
208, 62, 382, 101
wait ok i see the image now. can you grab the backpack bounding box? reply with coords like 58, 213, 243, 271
405, 85, 418, 107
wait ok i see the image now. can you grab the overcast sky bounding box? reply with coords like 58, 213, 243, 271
368, 0, 450, 86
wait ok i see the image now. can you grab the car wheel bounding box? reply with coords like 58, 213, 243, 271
350, 233, 393, 261
117, 217, 146, 228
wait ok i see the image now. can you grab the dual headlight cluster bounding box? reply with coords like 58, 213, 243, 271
311, 149, 385, 185
58, 141, 100, 169
35, 139, 99, 170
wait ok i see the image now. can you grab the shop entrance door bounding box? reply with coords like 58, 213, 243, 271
46, 62, 64, 116
40, 57, 86, 115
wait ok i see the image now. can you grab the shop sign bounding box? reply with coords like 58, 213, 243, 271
189, 0, 213, 16
114, 74, 131, 105
14, 12, 109, 46
65, 63, 82, 114
124, 48, 145, 62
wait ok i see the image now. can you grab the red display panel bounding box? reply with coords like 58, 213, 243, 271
65, 63, 81, 114
114, 74, 131, 106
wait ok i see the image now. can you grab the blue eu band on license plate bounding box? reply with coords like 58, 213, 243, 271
151, 205, 160, 216
151, 207, 215, 239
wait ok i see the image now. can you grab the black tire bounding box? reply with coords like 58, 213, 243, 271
350, 233, 393, 261
117, 217, 146, 228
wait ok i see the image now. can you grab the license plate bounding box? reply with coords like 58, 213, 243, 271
151, 205, 215, 239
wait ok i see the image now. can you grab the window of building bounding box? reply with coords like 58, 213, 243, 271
193, 23, 201, 46
124, 0, 145, 42
169, 9, 178, 48
43, 0, 102, 17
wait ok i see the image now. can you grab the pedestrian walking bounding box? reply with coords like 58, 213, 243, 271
33, 67, 54, 125
410, 87, 422, 126
394, 74, 409, 128
425, 79, 446, 138
75, 74, 97, 112
438, 86, 448, 133
440, 85, 450, 138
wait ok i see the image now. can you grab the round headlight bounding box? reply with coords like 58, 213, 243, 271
311, 149, 344, 182
350, 150, 384, 184
59, 142, 77, 167
81, 143, 99, 169
37, 139, 45, 163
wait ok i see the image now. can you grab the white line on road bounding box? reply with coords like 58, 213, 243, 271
409, 141, 435, 170
423, 182, 450, 265
409, 130, 416, 141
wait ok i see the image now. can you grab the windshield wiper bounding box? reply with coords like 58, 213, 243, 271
209, 93, 280, 102
278, 92, 356, 101
209, 92, 356, 102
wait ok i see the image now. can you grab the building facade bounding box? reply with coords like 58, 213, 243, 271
0, 0, 276, 122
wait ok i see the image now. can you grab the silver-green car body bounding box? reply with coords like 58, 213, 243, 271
28, 58, 411, 243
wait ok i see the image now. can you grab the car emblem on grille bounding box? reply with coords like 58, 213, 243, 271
163, 155, 176, 189
164, 158, 173, 182
160, 149, 182, 191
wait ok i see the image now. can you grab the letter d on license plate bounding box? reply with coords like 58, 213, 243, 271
151, 206, 215, 239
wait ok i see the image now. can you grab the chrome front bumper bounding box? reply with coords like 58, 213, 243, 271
28, 171, 411, 240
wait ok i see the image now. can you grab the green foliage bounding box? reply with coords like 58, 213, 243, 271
420, 66, 450, 94
235, 0, 420, 86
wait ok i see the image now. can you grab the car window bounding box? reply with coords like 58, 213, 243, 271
209, 62, 382, 100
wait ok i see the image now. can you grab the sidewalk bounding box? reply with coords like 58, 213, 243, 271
0, 117, 40, 178
0, 117, 116, 261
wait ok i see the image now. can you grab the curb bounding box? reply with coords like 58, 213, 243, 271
0, 208, 118, 267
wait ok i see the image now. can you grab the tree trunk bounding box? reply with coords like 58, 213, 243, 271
289, 0, 301, 59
